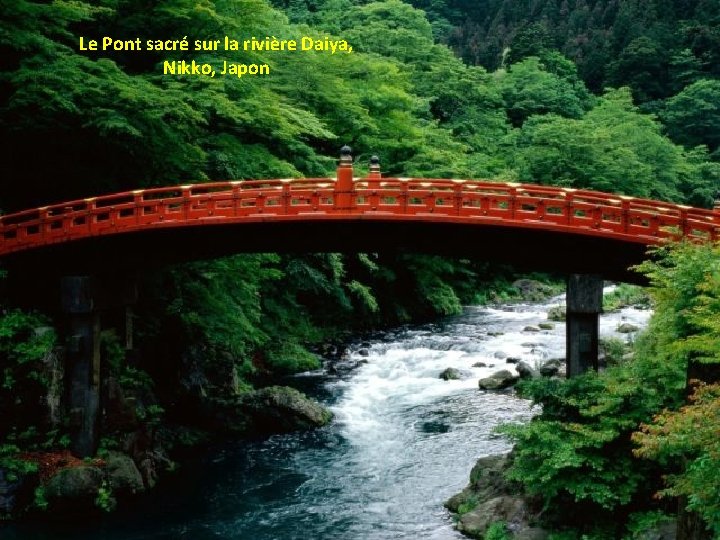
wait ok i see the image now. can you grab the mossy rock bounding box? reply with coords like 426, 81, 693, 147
45, 466, 102, 502
538, 322, 554, 330
105, 452, 144, 495
617, 322, 640, 333
479, 370, 519, 390
241, 386, 333, 434
439, 367, 462, 380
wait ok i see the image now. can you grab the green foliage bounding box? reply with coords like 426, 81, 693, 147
517, 88, 717, 202
502, 241, 720, 534
500, 361, 677, 511
628, 243, 720, 535
634, 383, 720, 536
95, 481, 117, 512
498, 56, 592, 127
0, 444, 38, 482
0, 310, 55, 370
456, 494, 479, 515
0, 308, 60, 448
625, 511, 675, 539
660, 79, 720, 153
603, 285, 650, 313
264, 341, 321, 374
33, 486, 48, 511
599, 337, 628, 366
484, 521, 511, 540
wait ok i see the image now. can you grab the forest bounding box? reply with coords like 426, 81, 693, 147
0, 0, 719, 538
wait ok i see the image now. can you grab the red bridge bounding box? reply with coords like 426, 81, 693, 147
2, 150, 718, 281
6, 148, 719, 457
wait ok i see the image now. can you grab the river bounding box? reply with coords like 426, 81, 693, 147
3, 292, 650, 540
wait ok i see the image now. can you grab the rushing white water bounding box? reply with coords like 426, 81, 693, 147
1, 291, 651, 540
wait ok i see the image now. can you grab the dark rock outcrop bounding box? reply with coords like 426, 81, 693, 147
538, 323, 554, 330
516, 361, 538, 379
539, 359, 563, 377
446, 454, 548, 539
439, 367, 462, 380
617, 322, 640, 333
45, 466, 103, 505
240, 386, 333, 434
478, 370, 519, 390
105, 451, 144, 495
547, 306, 566, 322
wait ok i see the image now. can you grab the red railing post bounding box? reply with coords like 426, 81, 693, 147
232, 183, 241, 217
85, 199, 96, 235
334, 145, 354, 212
39, 207, 48, 241
565, 190, 575, 226
367, 155, 381, 190
508, 185, 517, 220
282, 182, 291, 215
621, 198, 631, 234
133, 191, 143, 226
181, 186, 192, 221
454, 182, 463, 216
679, 207, 689, 239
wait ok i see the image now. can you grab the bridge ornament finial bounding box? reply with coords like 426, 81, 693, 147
340, 145, 352, 166
369, 155, 380, 172
368, 154, 381, 188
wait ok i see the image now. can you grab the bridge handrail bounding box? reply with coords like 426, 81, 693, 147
1, 176, 718, 256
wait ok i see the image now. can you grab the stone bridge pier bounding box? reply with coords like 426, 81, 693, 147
61, 275, 136, 457
565, 274, 604, 377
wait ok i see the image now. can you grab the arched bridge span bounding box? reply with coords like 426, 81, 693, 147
1, 157, 718, 281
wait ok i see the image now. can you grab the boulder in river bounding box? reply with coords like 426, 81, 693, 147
446, 454, 548, 539
516, 361, 538, 379
457, 496, 533, 538
617, 322, 640, 333
478, 370, 519, 390
506, 357, 521, 364
539, 359, 563, 377
439, 367, 462, 380
538, 322, 554, 330
493, 351, 507, 359
358, 349, 370, 357
523, 326, 540, 333
472, 362, 487, 368
240, 386, 333, 434
547, 306, 566, 322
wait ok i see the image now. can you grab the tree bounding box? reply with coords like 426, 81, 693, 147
497, 56, 590, 127
661, 79, 720, 153
516, 87, 718, 203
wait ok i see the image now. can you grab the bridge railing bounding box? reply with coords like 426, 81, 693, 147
1, 163, 718, 256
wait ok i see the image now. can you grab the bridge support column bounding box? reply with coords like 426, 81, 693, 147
61, 276, 101, 458
566, 274, 603, 377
